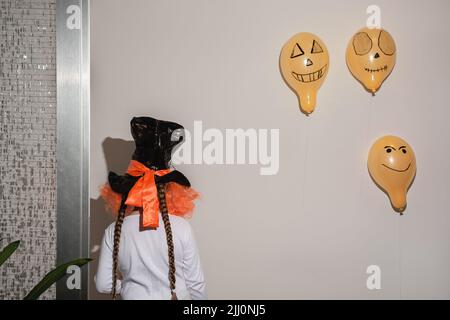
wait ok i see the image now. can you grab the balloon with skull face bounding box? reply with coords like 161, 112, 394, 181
346, 27, 397, 94
280, 32, 329, 115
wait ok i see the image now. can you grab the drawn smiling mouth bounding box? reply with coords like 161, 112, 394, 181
291, 64, 327, 83
365, 65, 387, 73
382, 163, 411, 172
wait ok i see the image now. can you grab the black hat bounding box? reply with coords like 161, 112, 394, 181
108, 116, 190, 196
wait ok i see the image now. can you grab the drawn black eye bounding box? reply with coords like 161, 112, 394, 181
379, 30, 396, 56
311, 40, 323, 54
402, 149, 407, 154
386, 148, 392, 153
353, 32, 372, 56
291, 43, 304, 58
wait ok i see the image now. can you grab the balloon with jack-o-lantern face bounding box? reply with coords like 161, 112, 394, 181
368, 135, 416, 214
346, 27, 396, 94
280, 32, 329, 115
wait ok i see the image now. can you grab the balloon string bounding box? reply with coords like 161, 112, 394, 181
359, 97, 374, 217
300, 119, 310, 215
358, 96, 374, 254
398, 214, 402, 299
367, 94, 374, 146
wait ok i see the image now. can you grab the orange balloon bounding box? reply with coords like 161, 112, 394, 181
280, 32, 329, 115
346, 27, 396, 94
368, 136, 416, 214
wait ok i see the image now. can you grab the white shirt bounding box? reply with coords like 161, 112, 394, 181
95, 213, 207, 300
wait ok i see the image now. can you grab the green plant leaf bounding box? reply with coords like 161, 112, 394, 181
0, 240, 20, 268
23, 258, 92, 300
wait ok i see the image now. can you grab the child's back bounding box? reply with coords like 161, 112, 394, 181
95, 213, 206, 300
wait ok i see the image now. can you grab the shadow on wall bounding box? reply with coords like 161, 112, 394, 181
89, 137, 134, 300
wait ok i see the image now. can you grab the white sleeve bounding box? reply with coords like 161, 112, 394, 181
95, 225, 122, 295
182, 222, 207, 300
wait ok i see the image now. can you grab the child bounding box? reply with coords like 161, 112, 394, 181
95, 116, 206, 300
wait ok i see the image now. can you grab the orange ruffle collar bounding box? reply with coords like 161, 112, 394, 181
100, 160, 199, 228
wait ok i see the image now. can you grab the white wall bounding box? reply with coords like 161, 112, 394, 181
90, 0, 450, 299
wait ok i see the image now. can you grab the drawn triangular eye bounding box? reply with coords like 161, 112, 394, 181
311, 40, 323, 54
290, 43, 304, 58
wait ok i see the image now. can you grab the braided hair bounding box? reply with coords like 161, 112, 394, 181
157, 183, 178, 300
110, 184, 178, 300
111, 194, 127, 299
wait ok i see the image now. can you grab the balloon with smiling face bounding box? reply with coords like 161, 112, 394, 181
280, 32, 329, 115
368, 136, 416, 214
346, 27, 396, 94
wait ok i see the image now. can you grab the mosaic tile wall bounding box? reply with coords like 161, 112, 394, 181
0, 0, 56, 300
